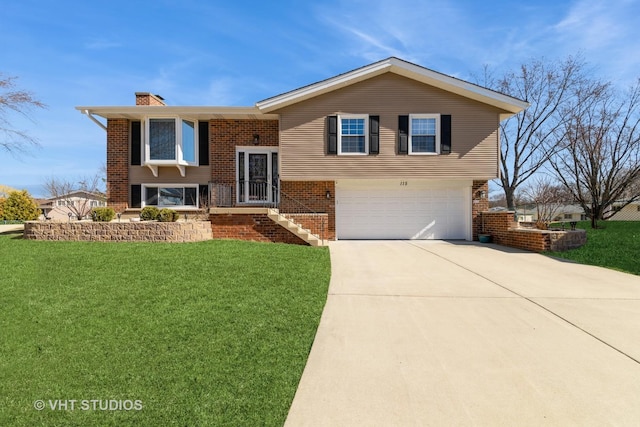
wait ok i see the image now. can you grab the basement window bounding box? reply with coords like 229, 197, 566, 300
143, 185, 198, 208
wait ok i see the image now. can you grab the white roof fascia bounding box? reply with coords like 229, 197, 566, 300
75, 106, 278, 120
256, 57, 529, 116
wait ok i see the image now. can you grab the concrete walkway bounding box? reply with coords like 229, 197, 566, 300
285, 241, 640, 426
0, 224, 24, 234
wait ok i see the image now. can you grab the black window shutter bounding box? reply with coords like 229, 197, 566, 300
198, 121, 209, 165
130, 121, 141, 165
131, 184, 142, 208
441, 115, 451, 154
327, 116, 338, 155
398, 115, 409, 154
199, 184, 209, 208
369, 115, 379, 155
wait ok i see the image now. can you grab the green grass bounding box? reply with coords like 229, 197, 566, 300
0, 232, 331, 426
545, 221, 640, 275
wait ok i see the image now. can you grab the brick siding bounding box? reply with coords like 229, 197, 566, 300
282, 213, 330, 241
471, 180, 489, 240
280, 181, 336, 240
209, 213, 309, 245
210, 119, 279, 191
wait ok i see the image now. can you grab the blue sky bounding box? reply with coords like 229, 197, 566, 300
1, 0, 639, 197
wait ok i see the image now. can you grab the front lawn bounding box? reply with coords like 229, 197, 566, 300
0, 232, 330, 426
546, 221, 640, 275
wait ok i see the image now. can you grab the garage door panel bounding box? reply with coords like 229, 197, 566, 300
336, 182, 470, 240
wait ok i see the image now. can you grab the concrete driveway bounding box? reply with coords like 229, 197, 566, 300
285, 241, 640, 426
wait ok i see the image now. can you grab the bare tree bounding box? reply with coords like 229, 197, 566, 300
549, 79, 640, 228
43, 174, 106, 220
0, 74, 46, 154
487, 56, 589, 210
521, 176, 573, 229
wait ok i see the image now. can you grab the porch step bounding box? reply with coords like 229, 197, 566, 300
267, 209, 325, 247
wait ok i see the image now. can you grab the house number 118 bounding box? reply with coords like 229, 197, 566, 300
400, 181, 408, 186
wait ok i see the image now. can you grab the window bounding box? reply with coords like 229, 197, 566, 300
145, 118, 197, 165
409, 114, 440, 154
142, 185, 198, 208
339, 115, 368, 154
564, 213, 572, 219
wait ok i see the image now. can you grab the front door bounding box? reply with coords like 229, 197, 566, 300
237, 148, 279, 204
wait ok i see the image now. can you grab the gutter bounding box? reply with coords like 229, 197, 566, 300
81, 109, 107, 131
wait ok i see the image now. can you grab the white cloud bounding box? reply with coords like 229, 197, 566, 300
553, 0, 640, 84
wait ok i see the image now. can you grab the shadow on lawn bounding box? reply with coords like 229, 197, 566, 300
0, 230, 24, 239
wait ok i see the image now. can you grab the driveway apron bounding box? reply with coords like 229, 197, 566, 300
285, 241, 640, 426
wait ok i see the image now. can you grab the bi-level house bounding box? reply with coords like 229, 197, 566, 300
77, 57, 528, 245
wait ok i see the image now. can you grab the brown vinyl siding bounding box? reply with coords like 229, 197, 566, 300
129, 165, 211, 184
276, 73, 502, 180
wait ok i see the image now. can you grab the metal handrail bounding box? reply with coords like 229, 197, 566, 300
209, 180, 326, 243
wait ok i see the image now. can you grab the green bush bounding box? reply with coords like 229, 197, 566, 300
140, 206, 160, 221
91, 207, 115, 222
0, 197, 5, 220
2, 190, 40, 221
158, 208, 179, 222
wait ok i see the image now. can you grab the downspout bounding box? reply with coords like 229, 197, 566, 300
82, 109, 107, 132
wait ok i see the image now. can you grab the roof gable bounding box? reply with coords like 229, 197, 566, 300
256, 57, 528, 118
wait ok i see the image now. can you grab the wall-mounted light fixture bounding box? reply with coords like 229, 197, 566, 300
253, 134, 260, 145
478, 190, 487, 199
326, 190, 331, 199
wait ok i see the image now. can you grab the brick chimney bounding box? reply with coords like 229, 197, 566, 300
135, 92, 166, 106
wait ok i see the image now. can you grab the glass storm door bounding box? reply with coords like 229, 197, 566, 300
237, 149, 278, 204
248, 153, 268, 201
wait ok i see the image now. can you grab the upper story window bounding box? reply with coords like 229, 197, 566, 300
339, 115, 369, 155
409, 114, 440, 154
145, 117, 197, 165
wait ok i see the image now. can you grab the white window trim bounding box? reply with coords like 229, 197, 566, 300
141, 183, 199, 210
143, 117, 199, 177
409, 113, 440, 155
338, 114, 369, 155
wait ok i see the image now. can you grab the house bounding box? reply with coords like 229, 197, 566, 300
607, 201, 640, 221
38, 191, 107, 220
77, 57, 528, 244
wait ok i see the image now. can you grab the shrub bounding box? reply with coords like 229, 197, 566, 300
91, 207, 115, 222
158, 208, 179, 222
2, 190, 40, 221
140, 206, 160, 221
0, 197, 5, 220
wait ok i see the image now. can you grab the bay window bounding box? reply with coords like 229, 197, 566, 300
144, 117, 198, 176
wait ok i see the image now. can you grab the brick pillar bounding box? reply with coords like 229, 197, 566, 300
106, 119, 129, 213
472, 180, 489, 240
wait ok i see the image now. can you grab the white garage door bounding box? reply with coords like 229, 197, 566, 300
336, 180, 472, 240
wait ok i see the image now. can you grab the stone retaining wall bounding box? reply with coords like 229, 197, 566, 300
23, 221, 212, 242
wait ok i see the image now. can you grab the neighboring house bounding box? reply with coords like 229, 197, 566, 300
608, 201, 640, 221
516, 204, 586, 223
38, 191, 107, 220
77, 57, 527, 243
